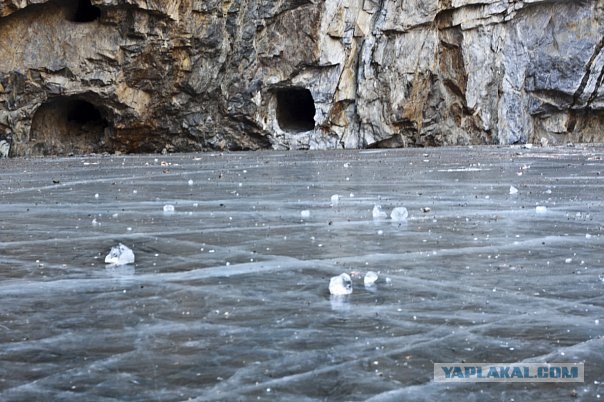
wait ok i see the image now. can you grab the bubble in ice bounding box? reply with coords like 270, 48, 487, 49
330, 194, 340, 206
364, 271, 379, 286
163, 204, 175, 213
329, 273, 353, 296
509, 186, 519, 195
372, 205, 387, 219
301, 210, 311, 218
535, 205, 547, 214
104, 243, 135, 266
390, 207, 409, 222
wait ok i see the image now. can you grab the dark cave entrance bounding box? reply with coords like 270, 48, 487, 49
30, 97, 111, 155
69, 0, 101, 23
275, 88, 316, 132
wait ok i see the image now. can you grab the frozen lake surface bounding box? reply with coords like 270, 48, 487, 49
1, 146, 603, 401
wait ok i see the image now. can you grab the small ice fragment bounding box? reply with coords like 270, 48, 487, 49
364, 271, 379, 286
329, 273, 353, 296
565, 258, 573, 264
104, 243, 135, 266
372, 205, 387, 219
535, 206, 547, 214
390, 207, 409, 222
301, 210, 311, 218
330, 194, 340, 206
509, 186, 519, 195
188, 179, 194, 186
163, 204, 175, 213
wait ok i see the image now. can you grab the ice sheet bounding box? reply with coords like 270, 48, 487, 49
0, 146, 603, 401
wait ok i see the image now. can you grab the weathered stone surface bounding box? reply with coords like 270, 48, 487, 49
0, 0, 603, 156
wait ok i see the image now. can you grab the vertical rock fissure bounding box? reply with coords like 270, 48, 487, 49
571, 37, 604, 108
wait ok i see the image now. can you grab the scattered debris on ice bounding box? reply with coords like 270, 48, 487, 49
390, 207, 409, 222
509, 186, 519, 195
535, 206, 547, 214
329, 273, 353, 296
330, 194, 340, 206
364, 271, 379, 286
105, 243, 135, 266
372, 205, 387, 219
301, 210, 311, 218
163, 204, 175, 213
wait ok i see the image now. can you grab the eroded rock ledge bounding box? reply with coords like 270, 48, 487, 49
0, 0, 603, 156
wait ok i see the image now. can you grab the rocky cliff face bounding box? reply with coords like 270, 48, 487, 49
1, 0, 603, 156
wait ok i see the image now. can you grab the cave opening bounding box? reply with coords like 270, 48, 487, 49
275, 88, 316, 132
30, 97, 110, 156
69, 0, 101, 23
68, 99, 105, 125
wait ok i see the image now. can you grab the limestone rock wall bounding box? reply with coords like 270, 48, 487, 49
0, 0, 603, 155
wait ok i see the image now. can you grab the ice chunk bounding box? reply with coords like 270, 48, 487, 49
509, 186, 519, 195
329, 273, 353, 296
301, 210, 311, 218
535, 206, 547, 214
163, 204, 175, 213
372, 205, 387, 219
330, 194, 340, 206
390, 207, 409, 222
0, 139, 10, 158
188, 179, 194, 186
104, 243, 135, 266
364, 271, 378, 286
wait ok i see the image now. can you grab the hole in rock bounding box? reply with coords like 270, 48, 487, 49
275, 88, 316, 132
30, 97, 110, 156
69, 0, 101, 23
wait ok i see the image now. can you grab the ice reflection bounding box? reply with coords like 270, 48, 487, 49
330, 295, 352, 312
